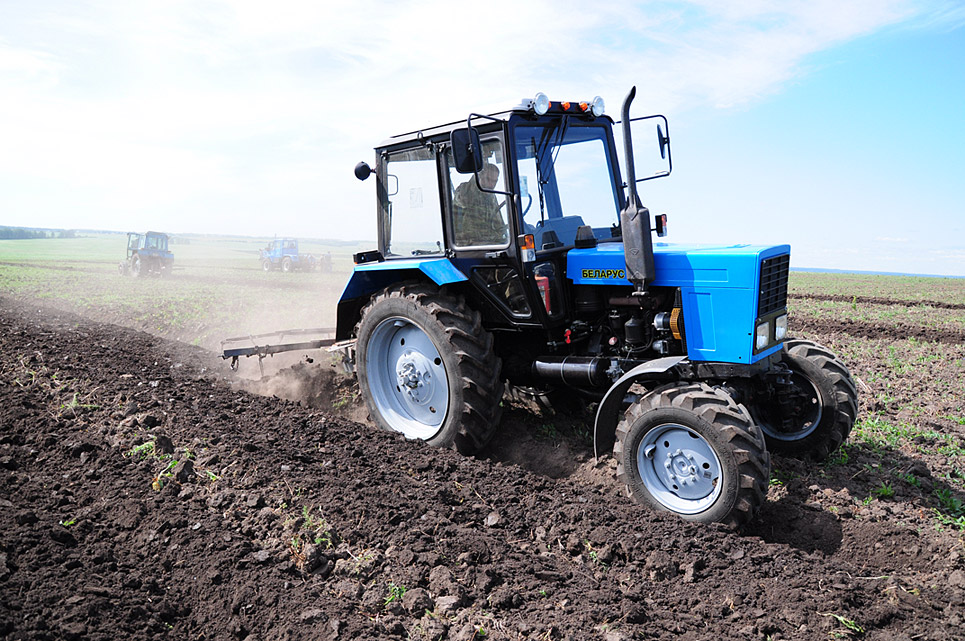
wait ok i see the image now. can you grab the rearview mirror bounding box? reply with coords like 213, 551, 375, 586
450, 128, 483, 174
620, 115, 672, 182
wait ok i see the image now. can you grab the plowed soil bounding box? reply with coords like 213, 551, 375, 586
2, 292, 964, 641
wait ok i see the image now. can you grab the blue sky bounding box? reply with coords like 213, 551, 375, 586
1, 1, 963, 275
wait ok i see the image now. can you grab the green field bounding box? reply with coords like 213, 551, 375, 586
0, 233, 369, 349
2, 233, 964, 353
789, 271, 965, 305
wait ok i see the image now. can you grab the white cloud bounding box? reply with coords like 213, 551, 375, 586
0, 0, 957, 245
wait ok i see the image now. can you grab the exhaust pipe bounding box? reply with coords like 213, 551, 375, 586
532, 356, 610, 388
619, 86, 656, 291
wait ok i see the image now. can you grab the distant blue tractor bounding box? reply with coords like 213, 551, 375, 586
119, 231, 173, 277
260, 238, 321, 272
226, 88, 859, 528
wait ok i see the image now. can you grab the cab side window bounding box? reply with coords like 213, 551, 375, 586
383, 146, 445, 257
447, 139, 509, 249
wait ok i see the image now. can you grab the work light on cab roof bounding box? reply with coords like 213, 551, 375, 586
526, 92, 604, 117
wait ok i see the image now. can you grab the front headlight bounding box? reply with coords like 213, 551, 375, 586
775, 314, 788, 341
755, 322, 770, 350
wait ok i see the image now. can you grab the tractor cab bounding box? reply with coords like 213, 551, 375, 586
345, 93, 671, 334
127, 231, 170, 258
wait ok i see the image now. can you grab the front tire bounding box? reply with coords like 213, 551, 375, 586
356, 282, 503, 454
130, 255, 142, 278
614, 383, 770, 528
262, 259, 272, 272
751, 339, 858, 461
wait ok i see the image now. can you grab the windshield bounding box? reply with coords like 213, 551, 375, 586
513, 121, 621, 250
145, 234, 168, 251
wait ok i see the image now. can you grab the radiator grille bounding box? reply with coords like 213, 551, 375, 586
759, 254, 789, 316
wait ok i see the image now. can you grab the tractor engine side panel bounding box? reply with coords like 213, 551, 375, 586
567, 242, 789, 364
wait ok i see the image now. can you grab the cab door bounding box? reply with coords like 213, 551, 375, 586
443, 134, 544, 327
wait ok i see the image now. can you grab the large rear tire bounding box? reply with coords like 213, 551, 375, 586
750, 339, 858, 461
356, 282, 503, 454
614, 383, 770, 528
130, 255, 142, 278
282, 257, 293, 273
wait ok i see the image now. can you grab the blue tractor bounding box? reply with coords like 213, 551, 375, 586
119, 231, 173, 277
229, 89, 858, 527
260, 238, 319, 272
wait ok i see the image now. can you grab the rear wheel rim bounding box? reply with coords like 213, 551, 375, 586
366, 316, 449, 440
637, 424, 722, 514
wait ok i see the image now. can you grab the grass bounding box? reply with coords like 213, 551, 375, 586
790, 271, 965, 307
582, 539, 610, 572
122, 436, 222, 491
820, 612, 864, 637
788, 271, 965, 334
332, 387, 358, 410
0, 232, 363, 351
870, 482, 895, 500
383, 582, 407, 606
283, 504, 337, 553
301, 505, 336, 548
125, 440, 157, 459
60, 392, 100, 415
121, 439, 182, 490
850, 414, 964, 458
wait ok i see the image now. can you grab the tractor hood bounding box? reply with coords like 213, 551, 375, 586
567, 241, 790, 289
568, 241, 791, 364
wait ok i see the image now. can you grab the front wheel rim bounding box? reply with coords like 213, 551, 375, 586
637, 424, 722, 514
366, 316, 449, 440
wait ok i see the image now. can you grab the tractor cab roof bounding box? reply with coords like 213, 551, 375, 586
376, 93, 611, 150
127, 231, 168, 238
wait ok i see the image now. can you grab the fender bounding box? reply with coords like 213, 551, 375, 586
339, 258, 468, 301
335, 258, 469, 340
593, 355, 687, 458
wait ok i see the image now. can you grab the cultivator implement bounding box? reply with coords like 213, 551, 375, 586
220, 328, 355, 376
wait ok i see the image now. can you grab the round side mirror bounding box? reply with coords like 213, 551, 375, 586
354, 161, 372, 181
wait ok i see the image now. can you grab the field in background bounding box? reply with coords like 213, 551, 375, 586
0, 232, 370, 350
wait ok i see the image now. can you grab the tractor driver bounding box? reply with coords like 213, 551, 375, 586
452, 162, 509, 246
